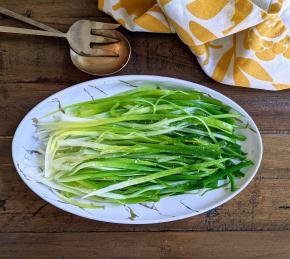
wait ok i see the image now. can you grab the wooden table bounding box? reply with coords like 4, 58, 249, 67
0, 1, 289, 258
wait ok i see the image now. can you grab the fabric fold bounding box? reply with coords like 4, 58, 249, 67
99, 0, 290, 90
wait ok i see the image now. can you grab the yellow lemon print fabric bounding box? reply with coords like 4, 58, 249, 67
99, 0, 290, 90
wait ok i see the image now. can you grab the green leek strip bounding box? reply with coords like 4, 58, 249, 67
83, 159, 228, 198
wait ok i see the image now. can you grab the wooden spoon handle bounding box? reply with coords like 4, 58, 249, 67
0, 7, 61, 33
0, 26, 66, 37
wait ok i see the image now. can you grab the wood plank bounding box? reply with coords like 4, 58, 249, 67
0, 34, 290, 136
1, 232, 290, 258
1, 134, 289, 232
0, 0, 107, 28
0, 4, 289, 135
1, 83, 290, 136
0, 170, 288, 232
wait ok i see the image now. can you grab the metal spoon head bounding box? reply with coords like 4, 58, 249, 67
67, 20, 121, 56
70, 31, 131, 76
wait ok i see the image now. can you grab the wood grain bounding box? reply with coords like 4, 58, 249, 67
0, 165, 289, 233
1, 232, 290, 258
0, 34, 290, 135
0, 0, 289, 257
1, 134, 289, 232
0, 0, 106, 28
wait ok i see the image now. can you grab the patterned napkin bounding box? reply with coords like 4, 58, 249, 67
99, 0, 290, 90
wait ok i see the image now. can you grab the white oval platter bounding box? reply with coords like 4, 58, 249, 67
12, 75, 263, 224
